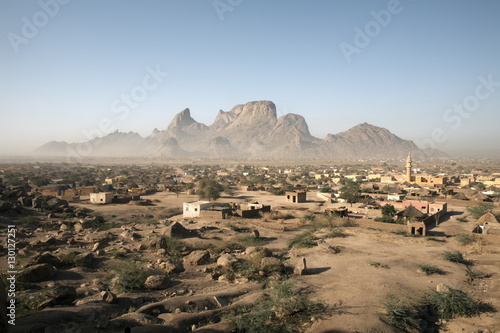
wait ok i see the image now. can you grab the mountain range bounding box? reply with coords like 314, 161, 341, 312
33, 101, 443, 160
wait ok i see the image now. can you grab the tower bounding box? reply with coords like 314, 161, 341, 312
405, 152, 412, 182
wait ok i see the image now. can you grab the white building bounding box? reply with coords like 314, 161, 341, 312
183, 201, 212, 218
90, 192, 113, 204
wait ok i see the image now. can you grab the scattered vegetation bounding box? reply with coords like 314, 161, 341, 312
369, 262, 390, 269
455, 233, 477, 246
383, 288, 488, 331
288, 231, 316, 248
107, 260, 156, 293
466, 203, 496, 220
324, 227, 347, 239
239, 235, 268, 247
390, 230, 420, 237
442, 251, 469, 265
233, 280, 323, 333
465, 267, 489, 281
262, 211, 295, 221
383, 298, 420, 331
417, 264, 445, 276
456, 217, 468, 223
429, 288, 481, 319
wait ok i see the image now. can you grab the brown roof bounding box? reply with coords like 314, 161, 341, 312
397, 205, 427, 218
475, 212, 499, 226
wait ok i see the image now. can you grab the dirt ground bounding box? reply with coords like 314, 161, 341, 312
4, 189, 500, 332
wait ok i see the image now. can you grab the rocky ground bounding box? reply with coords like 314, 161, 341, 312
1, 189, 499, 333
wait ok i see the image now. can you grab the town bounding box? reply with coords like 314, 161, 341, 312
0, 157, 499, 332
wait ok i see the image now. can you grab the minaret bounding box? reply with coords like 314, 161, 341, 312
405, 152, 412, 182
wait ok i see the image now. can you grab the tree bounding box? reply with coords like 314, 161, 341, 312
197, 178, 223, 201
467, 203, 496, 219
339, 180, 360, 207
381, 204, 397, 218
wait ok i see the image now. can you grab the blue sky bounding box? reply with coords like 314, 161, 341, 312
1, 0, 499, 157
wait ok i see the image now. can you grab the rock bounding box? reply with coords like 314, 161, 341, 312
156, 249, 167, 256
213, 296, 228, 308
183, 250, 210, 265
119, 230, 140, 241
217, 253, 238, 269
110, 312, 162, 327
46, 197, 69, 211
75, 252, 94, 267
161, 259, 185, 274
294, 257, 307, 275
245, 246, 272, 260
0, 200, 13, 212
162, 222, 195, 238
436, 283, 451, 293
100, 291, 117, 303
260, 257, 285, 274
85, 231, 113, 243
252, 229, 260, 239
91, 242, 101, 252
144, 275, 170, 290
37, 286, 76, 309
317, 240, 340, 254
19, 263, 56, 283
33, 252, 62, 268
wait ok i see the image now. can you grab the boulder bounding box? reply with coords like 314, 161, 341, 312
33, 252, 62, 268
217, 254, 238, 269
161, 259, 185, 274
294, 257, 307, 275
46, 197, 69, 211
144, 275, 170, 290
183, 250, 210, 265
100, 291, 117, 303
75, 252, 94, 267
162, 222, 195, 238
436, 283, 451, 293
260, 257, 285, 274
19, 263, 56, 283
252, 229, 260, 239
245, 246, 272, 260
37, 286, 76, 309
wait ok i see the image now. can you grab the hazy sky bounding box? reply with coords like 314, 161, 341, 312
1, 0, 499, 157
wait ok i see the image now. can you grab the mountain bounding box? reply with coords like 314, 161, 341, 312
32, 100, 444, 160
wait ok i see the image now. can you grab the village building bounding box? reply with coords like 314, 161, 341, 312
183, 201, 213, 218
472, 212, 500, 235
90, 192, 113, 204
285, 191, 307, 203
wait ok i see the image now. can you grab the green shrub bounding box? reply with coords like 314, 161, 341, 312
107, 260, 154, 293
234, 280, 322, 333
383, 299, 419, 330
374, 216, 394, 223
465, 267, 489, 281
325, 227, 347, 239
455, 233, 476, 246
430, 288, 481, 319
239, 235, 268, 247
417, 264, 444, 276
288, 231, 316, 248
442, 251, 468, 265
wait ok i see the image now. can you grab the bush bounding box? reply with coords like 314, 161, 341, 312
467, 203, 495, 219
417, 264, 445, 276
239, 235, 268, 247
288, 231, 316, 249
374, 216, 394, 223
442, 251, 468, 265
430, 288, 481, 319
107, 260, 155, 293
325, 227, 347, 239
456, 217, 468, 223
383, 299, 420, 330
465, 267, 489, 281
234, 280, 322, 333
455, 233, 476, 246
